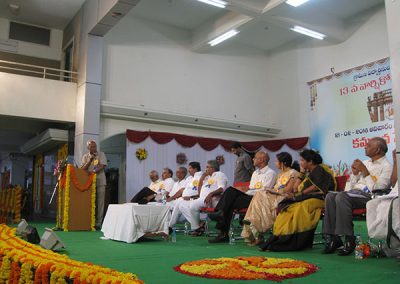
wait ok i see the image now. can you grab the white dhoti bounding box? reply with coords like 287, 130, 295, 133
177, 198, 206, 230
367, 195, 399, 240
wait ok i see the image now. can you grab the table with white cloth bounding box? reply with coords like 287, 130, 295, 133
101, 203, 171, 243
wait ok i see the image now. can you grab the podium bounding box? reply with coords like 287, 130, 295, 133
56, 164, 96, 231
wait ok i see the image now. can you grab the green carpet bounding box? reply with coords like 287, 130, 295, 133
22, 221, 399, 283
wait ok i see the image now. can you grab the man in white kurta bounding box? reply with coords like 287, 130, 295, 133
169, 162, 202, 227
160, 168, 175, 193
167, 167, 189, 208
178, 160, 228, 234
323, 137, 392, 256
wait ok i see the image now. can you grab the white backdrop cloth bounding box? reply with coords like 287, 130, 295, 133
126, 136, 302, 202
101, 203, 170, 243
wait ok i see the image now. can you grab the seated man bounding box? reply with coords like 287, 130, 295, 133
208, 151, 276, 243
130, 170, 162, 204
166, 166, 188, 207
161, 168, 175, 192
367, 149, 399, 248
176, 160, 228, 235
323, 137, 392, 256
169, 162, 202, 226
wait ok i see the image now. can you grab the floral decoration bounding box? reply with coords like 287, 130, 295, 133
174, 256, 318, 281
59, 165, 96, 231
176, 153, 187, 165
0, 224, 143, 284
136, 148, 148, 161
216, 155, 225, 165
332, 160, 350, 177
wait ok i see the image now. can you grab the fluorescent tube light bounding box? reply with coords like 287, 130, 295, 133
208, 29, 239, 46
290, 25, 326, 40
197, 0, 227, 8
286, 0, 310, 7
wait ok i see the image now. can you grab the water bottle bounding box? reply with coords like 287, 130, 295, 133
161, 189, 167, 205
184, 222, 189, 235
355, 235, 364, 259
229, 227, 235, 245
171, 227, 176, 243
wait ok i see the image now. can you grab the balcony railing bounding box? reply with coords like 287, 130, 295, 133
0, 60, 78, 82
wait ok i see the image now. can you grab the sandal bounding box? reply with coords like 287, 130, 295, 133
190, 223, 205, 236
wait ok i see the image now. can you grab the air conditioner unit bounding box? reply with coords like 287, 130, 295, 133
0, 38, 18, 53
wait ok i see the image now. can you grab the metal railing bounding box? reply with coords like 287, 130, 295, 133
0, 60, 78, 82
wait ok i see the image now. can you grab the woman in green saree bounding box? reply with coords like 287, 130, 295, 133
260, 149, 336, 251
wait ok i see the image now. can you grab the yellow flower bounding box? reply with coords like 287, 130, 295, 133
192, 180, 199, 186
207, 179, 215, 185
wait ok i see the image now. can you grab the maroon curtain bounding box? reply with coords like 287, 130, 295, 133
126, 129, 308, 152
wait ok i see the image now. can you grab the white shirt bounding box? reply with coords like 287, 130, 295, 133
169, 178, 189, 197
199, 171, 228, 198
160, 177, 175, 193
148, 179, 163, 192
248, 165, 277, 191
182, 172, 202, 197
349, 156, 392, 192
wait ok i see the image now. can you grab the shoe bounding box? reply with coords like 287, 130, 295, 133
190, 224, 205, 236
338, 235, 356, 256
322, 235, 343, 254
208, 210, 224, 222
208, 233, 229, 243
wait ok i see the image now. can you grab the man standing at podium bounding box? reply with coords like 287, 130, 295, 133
81, 139, 108, 229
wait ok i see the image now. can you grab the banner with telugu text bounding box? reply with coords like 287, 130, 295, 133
309, 58, 394, 175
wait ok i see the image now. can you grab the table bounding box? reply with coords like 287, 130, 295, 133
101, 203, 171, 243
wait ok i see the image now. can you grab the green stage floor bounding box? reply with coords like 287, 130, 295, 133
23, 221, 399, 284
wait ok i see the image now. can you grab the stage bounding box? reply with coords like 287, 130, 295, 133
9, 220, 398, 284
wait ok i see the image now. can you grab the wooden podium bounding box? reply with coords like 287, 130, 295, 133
57, 164, 96, 231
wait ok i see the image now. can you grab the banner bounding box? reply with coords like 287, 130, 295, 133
308, 58, 394, 175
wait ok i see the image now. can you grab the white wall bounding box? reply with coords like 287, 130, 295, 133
0, 17, 63, 61
101, 7, 388, 141
102, 16, 282, 140
0, 72, 77, 122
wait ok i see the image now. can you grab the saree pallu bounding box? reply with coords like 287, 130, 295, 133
260, 196, 324, 251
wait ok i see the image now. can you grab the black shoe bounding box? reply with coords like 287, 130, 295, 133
208, 210, 224, 222
322, 235, 343, 254
208, 233, 229, 243
242, 219, 251, 225
338, 235, 356, 256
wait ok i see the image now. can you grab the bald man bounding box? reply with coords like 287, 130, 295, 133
81, 140, 108, 228
323, 137, 392, 256
208, 151, 276, 243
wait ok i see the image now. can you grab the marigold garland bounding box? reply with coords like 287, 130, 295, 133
0, 225, 143, 284
61, 165, 96, 232
174, 256, 318, 281
90, 177, 96, 231
68, 166, 95, 192
62, 165, 71, 231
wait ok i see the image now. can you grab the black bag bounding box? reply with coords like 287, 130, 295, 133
22, 225, 40, 244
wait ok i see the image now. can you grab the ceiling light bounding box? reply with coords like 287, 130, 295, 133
208, 29, 239, 46
290, 25, 326, 40
286, 0, 310, 7
197, 0, 227, 9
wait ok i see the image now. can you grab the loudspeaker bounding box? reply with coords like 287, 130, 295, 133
16, 219, 28, 235
40, 228, 65, 251
21, 225, 40, 244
